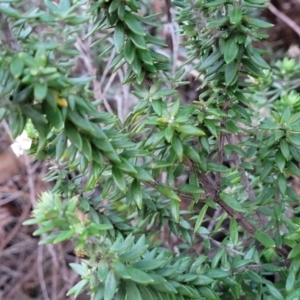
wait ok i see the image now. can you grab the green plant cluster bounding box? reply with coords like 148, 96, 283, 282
2, 0, 300, 299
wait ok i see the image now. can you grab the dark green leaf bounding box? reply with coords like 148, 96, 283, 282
219, 192, 244, 212
125, 281, 142, 300
255, 231, 275, 248
124, 12, 145, 36
224, 38, 239, 64
112, 166, 126, 193
104, 270, 118, 300
114, 22, 125, 53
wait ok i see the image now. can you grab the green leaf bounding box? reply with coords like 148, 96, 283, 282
156, 183, 181, 202
131, 57, 142, 75
53, 230, 74, 243
66, 279, 88, 297
225, 60, 238, 86
242, 58, 266, 77
259, 161, 273, 181
10, 56, 24, 78
235, 91, 249, 106
70, 263, 86, 276
178, 184, 204, 194
232, 105, 251, 125
164, 126, 174, 143
203, 0, 227, 7
191, 275, 215, 285
81, 136, 92, 161
118, 4, 125, 20
109, 0, 121, 13
94, 285, 105, 300
265, 281, 284, 300
230, 7, 242, 24
0, 4, 20, 18
119, 245, 148, 263
131, 179, 143, 209
58, 0, 71, 11
288, 244, 300, 259
125, 267, 154, 284
245, 270, 263, 283
66, 15, 90, 26
113, 261, 131, 279
0, 108, 7, 122
152, 89, 176, 100
112, 166, 126, 193
287, 161, 300, 178
114, 21, 125, 53
281, 106, 291, 123
277, 173, 287, 195
255, 231, 276, 248
124, 12, 145, 36
280, 139, 290, 160
194, 204, 208, 233
231, 259, 252, 270
230, 218, 238, 245
92, 147, 104, 166
219, 192, 244, 212
172, 135, 183, 161
124, 40, 135, 64
199, 49, 222, 71
104, 270, 118, 300
176, 125, 205, 136
22, 105, 49, 136
135, 167, 154, 182
287, 132, 300, 147
132, 259, 165, 271
246, 16, 274, 28
65, 121, 83, 151
247, 49, 270, 69
129, 31, 147, 50
138, 286, 154, 300
224, 38, 239, 64
170, 200, 179, 223
207, 16, 229, 29
137, 49, 153, 65
125, 281, 142, 300
43, 98, 63, 130
98, 260, 109, 282
183, 144, 201, 163
275, 150, 285, 172
204, 269, 228, 279
118, 156, 137, 176
207, 162, 230, 173
286, 270, 295, 292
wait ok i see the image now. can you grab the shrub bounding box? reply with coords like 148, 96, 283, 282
1, 0, 300, 299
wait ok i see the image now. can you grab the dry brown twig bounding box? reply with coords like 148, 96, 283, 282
268, 3, 300, 38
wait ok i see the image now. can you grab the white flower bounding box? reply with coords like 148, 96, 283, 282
11, 131, 32, 157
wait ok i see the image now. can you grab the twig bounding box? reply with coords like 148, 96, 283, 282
74, 37, 115, 115
38, 246, 50, 300
200, 234, 245, 256
165, 22, 180, 75
56, 261, 80, 300
232, 260, 290, 274
226, 134, 268, 229
46, 244, 59, 300
5, 253, 53, 299
207, 206, 223, 232
216, 132, 226, 187
195, 170, 289, 259
0, 200, 31, 251
0, 13, 20, 51
268, 3, 300, 38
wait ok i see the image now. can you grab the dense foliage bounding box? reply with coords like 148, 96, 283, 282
2, 0, 300, 299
